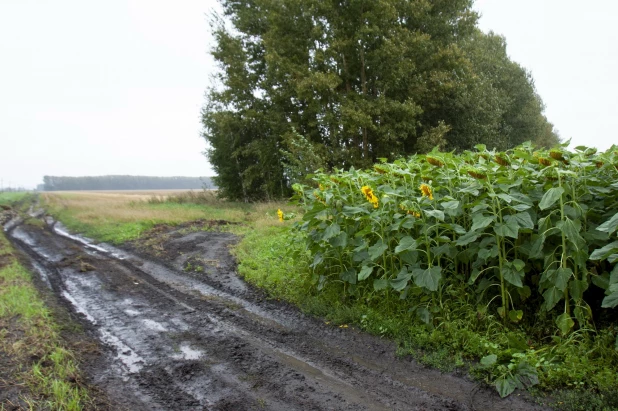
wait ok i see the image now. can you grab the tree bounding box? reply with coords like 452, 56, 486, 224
202, 0, 558, 200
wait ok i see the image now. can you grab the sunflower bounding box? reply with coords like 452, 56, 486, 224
361, 186, 379, 208
419, 183, 434, 200
426, 156, 444, 167
538, 157, 553, 167
277, 209, 284, 222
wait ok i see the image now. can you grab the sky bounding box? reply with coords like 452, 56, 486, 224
1, 1, 617, 189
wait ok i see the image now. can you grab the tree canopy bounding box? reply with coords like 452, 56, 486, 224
202, 0, 559, 201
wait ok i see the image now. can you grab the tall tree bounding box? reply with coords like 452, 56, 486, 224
202, 0, 558, 200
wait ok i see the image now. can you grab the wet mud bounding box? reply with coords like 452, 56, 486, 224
4, 215, 549, 410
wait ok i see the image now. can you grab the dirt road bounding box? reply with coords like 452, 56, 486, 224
5, 214, 548, 410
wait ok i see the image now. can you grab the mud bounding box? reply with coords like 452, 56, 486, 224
4, 214, 550, 410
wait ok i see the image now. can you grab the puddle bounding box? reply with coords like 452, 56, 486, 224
125, 309, 141, 317
52, 221, 127, 260
173, 343, 203, 360
142, 319, 167, 332
3, 216, 23, 232
11, 226, 64, 262
100, 329, 145, 374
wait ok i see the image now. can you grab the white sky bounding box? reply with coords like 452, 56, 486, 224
1, 1, 616, 189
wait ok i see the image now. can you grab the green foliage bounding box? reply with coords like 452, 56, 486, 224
291, 142, 618, 396
203, 0, 558, 201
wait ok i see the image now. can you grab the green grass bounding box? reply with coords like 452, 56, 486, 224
0, 232, 90, 410
0, 191, 28, 206
42, 191, 282, 244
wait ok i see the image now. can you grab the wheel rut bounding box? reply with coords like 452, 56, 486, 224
4, 215, 548, 410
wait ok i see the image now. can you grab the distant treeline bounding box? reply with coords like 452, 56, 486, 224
41, 175, 215, 191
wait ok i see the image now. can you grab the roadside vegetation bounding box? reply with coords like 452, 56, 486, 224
41, 190, 288, 244
40, 151, 618, 410
255, 142, 618, 408
0, 191, 28, 206
0, 212, 91, 409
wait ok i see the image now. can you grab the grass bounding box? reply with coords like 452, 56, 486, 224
0, 231, 90, 410
42, 191, 287, 244
0, 192, 29, 206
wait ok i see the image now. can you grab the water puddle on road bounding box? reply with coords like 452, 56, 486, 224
173, 344, 203, 361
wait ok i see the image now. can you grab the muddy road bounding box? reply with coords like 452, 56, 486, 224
4, 212, 548, 410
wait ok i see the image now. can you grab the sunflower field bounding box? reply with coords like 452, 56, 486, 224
290, 141, 618, 397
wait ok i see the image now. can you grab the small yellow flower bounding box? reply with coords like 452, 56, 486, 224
319, 184, 325, 191
419, 183, 434, 200
277, 209, 284, 222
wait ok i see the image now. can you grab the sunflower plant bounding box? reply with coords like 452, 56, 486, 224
290, 142, 618, 396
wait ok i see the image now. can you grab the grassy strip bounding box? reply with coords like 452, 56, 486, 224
233, 223, 618, 411
42, 191, 284, 244
0, 232, 90, 410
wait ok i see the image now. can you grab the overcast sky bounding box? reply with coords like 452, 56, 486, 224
1, 1, 616, 189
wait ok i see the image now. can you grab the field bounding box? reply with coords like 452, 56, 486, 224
2, 176, 618, 409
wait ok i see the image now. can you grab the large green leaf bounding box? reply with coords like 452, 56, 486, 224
569, 279, 588, 301
342, 206, 370, 217
561, 218, 586, 250
480, 354, 497, 366
556, 313, 575, 335
597, 212, 618, 235
340, 269, 356, 284
357, 265, 373, 281
390, 268, 412, 291
470, 214, 495, 232
395, 236, 417, 253
496, 376, 518, 398
543, 286, 563, 311
424, 209, 445, 221
503, 261, 524, 287
601, 291, 618, 308
555, 268, 573, 292
412, 266, 442, 291
538, 187, 564, 210
456, 231, 479, 246
504, 212, 534, 230
322, 223, 341, 241
494, 221, 519, 238
373, 279, 388, 291
441, 200, 460, 210
368, 240, 388, 260
590, 241, 618, 261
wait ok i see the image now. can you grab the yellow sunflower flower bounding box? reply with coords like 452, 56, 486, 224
419, 183, 434, 200
361, 186, 379, 208
277, 209, 284, 222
